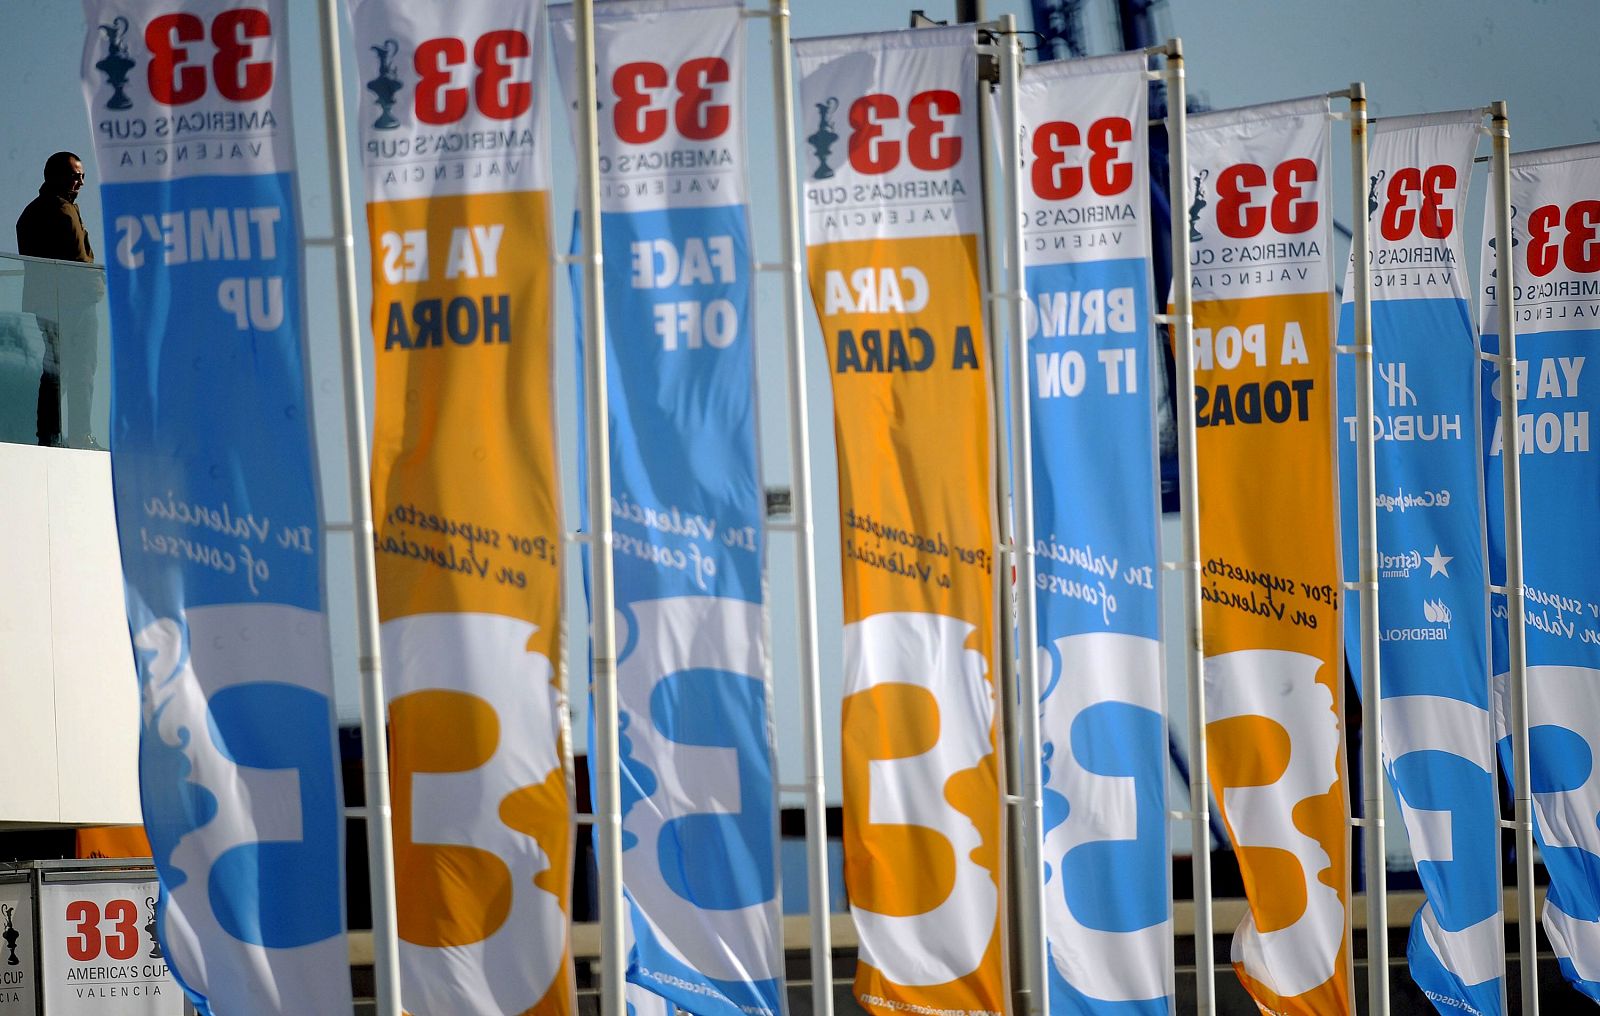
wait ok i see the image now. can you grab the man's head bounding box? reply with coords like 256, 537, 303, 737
43, 152, 85, 202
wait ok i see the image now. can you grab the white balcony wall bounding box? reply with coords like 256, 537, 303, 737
0, 443, 138, 826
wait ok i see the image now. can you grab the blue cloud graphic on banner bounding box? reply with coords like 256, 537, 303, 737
206, 682, 342, 948
651, 666, 775, 911
136, 619, 218, 890
619, 712, 657, 853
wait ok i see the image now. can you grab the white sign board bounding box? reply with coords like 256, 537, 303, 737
38, 880, 181, 1015
0, 880, 37, 1016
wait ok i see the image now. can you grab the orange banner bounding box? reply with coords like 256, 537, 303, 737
368, 190, 562, 630
816, 220, 1002, 1016
351, 2, 572, 1013
76, 826, 152, 860
1184, 98, 1351, 1016
367, 192, 571, 1016
796, 27, 1002, 1016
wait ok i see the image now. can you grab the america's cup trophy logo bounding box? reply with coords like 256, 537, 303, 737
1189, 168, 1209, 242
144, 896, 163, 959
1488, 204, 1519, 279
808, 97, 840, 180
367, 39, 404, 131
96, 15, 136, 111
2, 903, 19, 965
1367, 169, 1386, 220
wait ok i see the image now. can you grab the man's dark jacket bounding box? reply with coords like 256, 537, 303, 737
16, 185, 94, 263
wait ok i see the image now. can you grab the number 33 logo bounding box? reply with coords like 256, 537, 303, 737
845, 612, 998, 989
384, 613, 569, 1015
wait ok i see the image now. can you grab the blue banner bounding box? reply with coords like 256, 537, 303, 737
1481, 141, 1600, 1001
80, 1, 350, 1013
1338, 112, 1503, 1016
1018, 54, 1173, 1015
553, 4, 784, 1016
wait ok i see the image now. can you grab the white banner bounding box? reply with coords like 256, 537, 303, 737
1017, 52, 1173, 1016
554, 0, 744, 214
797, 25, 982, 245
38, 880, 181, 1016
1019, 53, 1148, 267
1187, 97, 1334, 302
1480, 141, 1600, 336
1337, 110, 1504, 1016
350, 0, 551, 202
1357, 112, 1479, 302
551, 4, 784, 1015
0, 880, 36, 1016
796, 25, 1002, 1016
1479, 141, 1600, 1005
347, 1, 574, 1014
84, 0, 295, 184
1186, 97, 1352, 1016
81, 1, 352, 1011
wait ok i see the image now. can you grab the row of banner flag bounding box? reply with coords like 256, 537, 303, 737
70, 0, 1600, 1014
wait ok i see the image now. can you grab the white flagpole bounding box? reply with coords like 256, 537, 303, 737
766, 4, 835, 1014
764, 1, 838, 1011
971, 17, 1024, 1012
1161, 39, 1216, 1016
1342, 80, 1389, 1015
574, 2, 626, 1014
312, 3, 400, 1013
997, 16, 1047, 1016
1489, 98, 1539, 1016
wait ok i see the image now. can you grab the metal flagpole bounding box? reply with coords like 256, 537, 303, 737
975, 35, 1029, 1016
311, 2, 400, 1013
1342, 81, 1389, 1016
766, 3, 836, 1012
964, 9, 1029, 1011
1161, 38, 1216, 1016
997, 16, 1047, 1016
1489, 99, 1539, 1016
574, 2, 626, 1014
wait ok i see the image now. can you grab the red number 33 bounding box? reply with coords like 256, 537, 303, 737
146, 9, 274, 106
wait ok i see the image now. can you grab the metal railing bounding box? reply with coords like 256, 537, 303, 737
0, 251, 109, 450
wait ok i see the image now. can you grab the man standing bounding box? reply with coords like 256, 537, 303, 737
17, 151, 100, 448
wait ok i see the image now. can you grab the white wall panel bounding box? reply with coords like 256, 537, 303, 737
47, 448, 139, 823
0, 443, 139, 825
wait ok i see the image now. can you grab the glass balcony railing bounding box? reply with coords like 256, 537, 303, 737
0, 252, 110, 450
